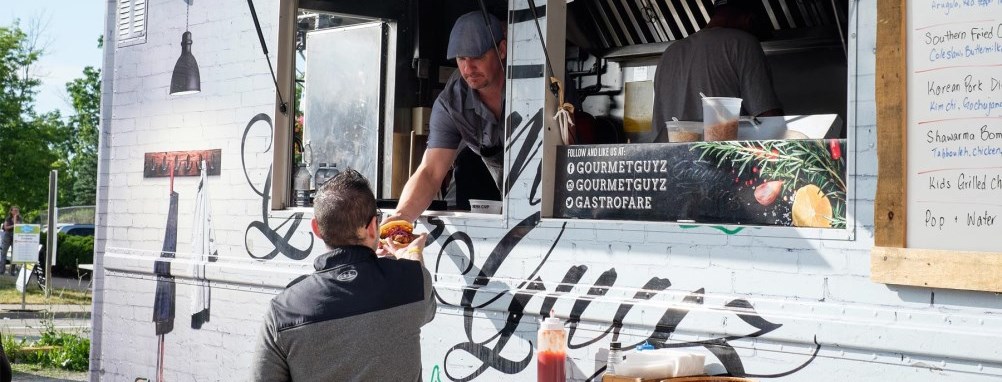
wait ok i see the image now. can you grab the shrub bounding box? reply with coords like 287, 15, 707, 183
2, 318, 90, 371
38, 232, 95, 277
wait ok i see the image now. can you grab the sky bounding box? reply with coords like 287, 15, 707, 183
5, 1, 105, 117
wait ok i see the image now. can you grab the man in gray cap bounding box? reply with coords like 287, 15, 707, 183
651, 0, 783, 140
388, 11, 506, 223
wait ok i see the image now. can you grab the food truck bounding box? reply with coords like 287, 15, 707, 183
90, 0, 1002, 380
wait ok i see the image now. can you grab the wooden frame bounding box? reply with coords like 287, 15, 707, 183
871, 0, 1002, 293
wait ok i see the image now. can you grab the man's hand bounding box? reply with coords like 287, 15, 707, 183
380, 233, 428, 264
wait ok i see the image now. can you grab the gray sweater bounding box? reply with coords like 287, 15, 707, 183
251, 245, 436, 381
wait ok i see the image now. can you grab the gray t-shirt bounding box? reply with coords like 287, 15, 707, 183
427, 71, 504, 191
652, 27, 782, 133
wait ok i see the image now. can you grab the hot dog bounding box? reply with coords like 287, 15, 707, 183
379, 220, 416, 246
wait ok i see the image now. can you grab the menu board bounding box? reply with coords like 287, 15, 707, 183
907, 2, 1002, 252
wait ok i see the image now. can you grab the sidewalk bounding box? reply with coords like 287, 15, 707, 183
0, 274, 92, 320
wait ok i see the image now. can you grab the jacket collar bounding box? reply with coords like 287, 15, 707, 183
313, 245, 376, 271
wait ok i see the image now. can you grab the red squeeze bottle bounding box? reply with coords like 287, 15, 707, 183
537, 310, 567, 382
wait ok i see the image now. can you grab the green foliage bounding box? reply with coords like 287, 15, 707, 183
0, 23, 73, 213
38, 232, 95, 277
693, 139, 848, 228
2, 317, 90, 372
1, 331, 24, 358
0, 21, 101, 213
63, 66, 101, 206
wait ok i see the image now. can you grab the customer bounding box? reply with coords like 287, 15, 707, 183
651, 0, 783, 136
0, 207, 20, 276
251, 169, 435, 382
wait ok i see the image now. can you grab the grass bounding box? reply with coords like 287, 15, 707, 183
11, 363, 88, 380
0, 278, 91, 305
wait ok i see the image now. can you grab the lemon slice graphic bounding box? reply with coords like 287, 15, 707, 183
792, 184, 833, 228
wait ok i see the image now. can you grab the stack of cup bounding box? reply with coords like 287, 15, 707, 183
702, 97, 742, 141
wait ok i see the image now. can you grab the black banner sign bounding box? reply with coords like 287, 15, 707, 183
554, 140, 848, 228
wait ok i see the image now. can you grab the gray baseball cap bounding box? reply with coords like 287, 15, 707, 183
446, 11, 504, 60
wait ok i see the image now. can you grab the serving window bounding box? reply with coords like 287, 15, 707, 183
270, 0, 858, 230
544, 0, 854, 230
273, 0, 509, 213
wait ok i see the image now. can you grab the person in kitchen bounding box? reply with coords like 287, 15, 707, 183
387, 10, 506, 223
251, 170, 435, 381
651, 0, 783, 139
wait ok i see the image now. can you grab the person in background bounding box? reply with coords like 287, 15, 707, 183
651, 0, 783, 138
0, 206, 20, 276
388, 11, 506, 223
251, 170, 435, 382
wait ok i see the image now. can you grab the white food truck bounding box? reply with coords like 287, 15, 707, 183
89, 0, 1002, 380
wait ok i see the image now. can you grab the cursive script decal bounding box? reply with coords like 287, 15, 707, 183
240, 113, 314, 260
505, 110, 544, 198
431, 211, 820, 380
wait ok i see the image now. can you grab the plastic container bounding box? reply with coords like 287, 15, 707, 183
606, 341, 623, 375
702, 97, 742, 141
665, 121, 703, 142
313, 163, 341, 189
293, 164, 312, 207
537, 312, 566, 382
313, 162, 330, 189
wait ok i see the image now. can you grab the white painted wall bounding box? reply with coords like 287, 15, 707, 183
91, 0, 1002, 381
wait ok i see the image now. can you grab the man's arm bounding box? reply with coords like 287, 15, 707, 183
390, 148, 456, 222
385, 234, 436, 323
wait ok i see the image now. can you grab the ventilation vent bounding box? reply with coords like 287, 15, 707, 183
569, 0, 845, 53
117, 0, 148, 47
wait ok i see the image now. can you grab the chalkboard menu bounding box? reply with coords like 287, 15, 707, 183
554, 140, 847, 227
906, 2, 1002, 252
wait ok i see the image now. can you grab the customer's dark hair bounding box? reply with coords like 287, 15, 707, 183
312, 169, 377, 247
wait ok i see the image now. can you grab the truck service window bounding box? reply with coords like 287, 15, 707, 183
548, 0, 852, 229
277, 3, 508, 215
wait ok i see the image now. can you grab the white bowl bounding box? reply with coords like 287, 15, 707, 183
469, 199, 502, 214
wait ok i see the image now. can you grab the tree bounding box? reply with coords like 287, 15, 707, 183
0, 23, 65, 216
64, 66, 100, 206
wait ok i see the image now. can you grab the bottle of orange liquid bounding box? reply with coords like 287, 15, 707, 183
537, 310, 567, 382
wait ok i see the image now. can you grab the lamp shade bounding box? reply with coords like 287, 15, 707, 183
170, 31, 201, 95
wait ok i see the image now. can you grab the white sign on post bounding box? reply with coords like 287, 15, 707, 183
13, 224, 40, 264
906, 2, 1002, 252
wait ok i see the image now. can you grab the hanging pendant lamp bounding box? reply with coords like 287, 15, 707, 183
170, 1, 200, 95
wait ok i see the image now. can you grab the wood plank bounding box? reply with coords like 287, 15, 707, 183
871, 246, 1002, 292
873, 0, 907, 248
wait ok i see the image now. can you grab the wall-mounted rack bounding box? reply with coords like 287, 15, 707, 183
144, 149, 222, 178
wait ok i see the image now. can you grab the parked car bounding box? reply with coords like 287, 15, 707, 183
39, 223, 96, 262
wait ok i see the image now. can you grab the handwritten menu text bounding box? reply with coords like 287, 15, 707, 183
908, 0, 1002, 251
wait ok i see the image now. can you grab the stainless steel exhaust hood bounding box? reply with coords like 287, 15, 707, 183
567, 0, 847, 59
